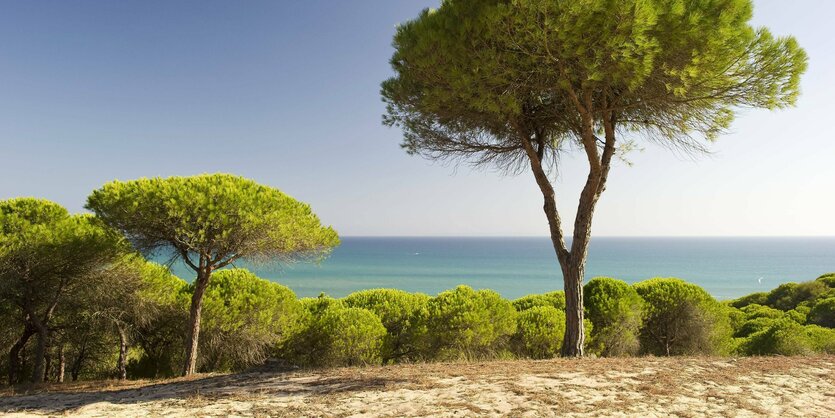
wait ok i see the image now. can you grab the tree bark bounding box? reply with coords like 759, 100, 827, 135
43, 350, 51, 383
8, 324, 35, 385
117, 325, 128, 380
182, 264, 212, 376
70, 345, 85, 382
57, 345, 65, 383
30, 316, 49, 384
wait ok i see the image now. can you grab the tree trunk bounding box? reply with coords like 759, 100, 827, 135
43, 350, 51, 383
70, 342, 86, 382
30, 318, 49, 384
117, 326, 128, 380
57, 345, 65, 383
183, 265, 211, 376
8, 325, 35, 385
561, 261, 586, 357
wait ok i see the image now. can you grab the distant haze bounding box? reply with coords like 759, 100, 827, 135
1, 0, 832, 237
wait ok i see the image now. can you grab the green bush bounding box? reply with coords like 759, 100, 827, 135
512, 291, 566, 312
422, 286, 517, 360
512, 306, 565, 359
808, 297, 835, 328
817, 273, 835, 288
739, 304, 784, 320
300, 293, 344, 315
729, 292, 768, 309
764, 281, 829, 311
308, 306, 387, 367
198, 269, 304, 372
805, 325, 835, 353
734, 317, 779, 338
634, 278, 732, 356
343, 289, 430, 362
739, 319, 817, 356
584, 277, 643, 356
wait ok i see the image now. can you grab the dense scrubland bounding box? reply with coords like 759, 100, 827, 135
3, 249, 833, 384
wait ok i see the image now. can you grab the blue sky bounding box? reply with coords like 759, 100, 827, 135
1, 0, 833, 237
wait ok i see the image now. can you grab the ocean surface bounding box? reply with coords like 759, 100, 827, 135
166, 237, 835, 300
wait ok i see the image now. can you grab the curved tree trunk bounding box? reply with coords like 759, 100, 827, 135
182, 265, 211, 376
8, 325, 36, 385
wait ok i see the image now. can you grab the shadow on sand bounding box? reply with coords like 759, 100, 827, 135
0, 367, 409, 414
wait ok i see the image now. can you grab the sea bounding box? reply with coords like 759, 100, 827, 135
166, 237, 835, 301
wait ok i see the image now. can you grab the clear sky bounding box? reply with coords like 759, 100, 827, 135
1, 0, 832, 237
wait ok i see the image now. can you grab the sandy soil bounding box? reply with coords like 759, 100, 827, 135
1, 356, 833, 417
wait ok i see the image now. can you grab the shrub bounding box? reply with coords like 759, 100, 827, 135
739, 319, 817, 356
512, 291, 566, 312
300, 293, 344, 315
734, 317, 780, 338
308, 306, 387, 367
584, 277, 643, 356
739, 304, 784, 320
729, 292, 768, 309
634, 278, 732, 356
343, 289, 430, 362
198, 269, 304, 372
422, 286, 517, 360
764, 281, 828, 311
805, 325, 835, 353
512, 306, 565, 359
808, 297, 835, 328
817, 273, 835, 288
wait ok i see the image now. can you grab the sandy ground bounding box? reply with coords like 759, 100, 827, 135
0, 356, 833, 417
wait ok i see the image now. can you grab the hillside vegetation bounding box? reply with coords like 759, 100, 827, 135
3, 264, 833, 383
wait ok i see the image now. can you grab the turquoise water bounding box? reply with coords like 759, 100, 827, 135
166, 237, 835, 300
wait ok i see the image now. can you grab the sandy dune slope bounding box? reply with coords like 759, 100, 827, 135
1, 356, 833, 417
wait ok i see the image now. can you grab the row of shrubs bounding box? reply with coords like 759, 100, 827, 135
151, 270, 835, 374
15, 267, 829, 380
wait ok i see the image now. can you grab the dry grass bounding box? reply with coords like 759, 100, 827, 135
1, 355, 833, 417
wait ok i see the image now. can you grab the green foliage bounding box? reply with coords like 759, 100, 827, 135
739, 319, 819, 356
512, 291, 566, 312
383, 0, 806, 167
127, 261, 189, 379
512, 306, 565, 359
764, 281, 829, 311
816, 273, 835, 288
584, 277, 643, 356
290, 306, 387, 368
198, 269, 303, 372
634, 278, 732, 356
729, 292, 769, 309
0, 198, 128, 383
421, 286, 517, 360
805, 325, 835, 354
808, 297, 835, 328
343, 289, 429, 362
300, 294, 344, 316
739, 304, 784, 320
86, 174, 339, 266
